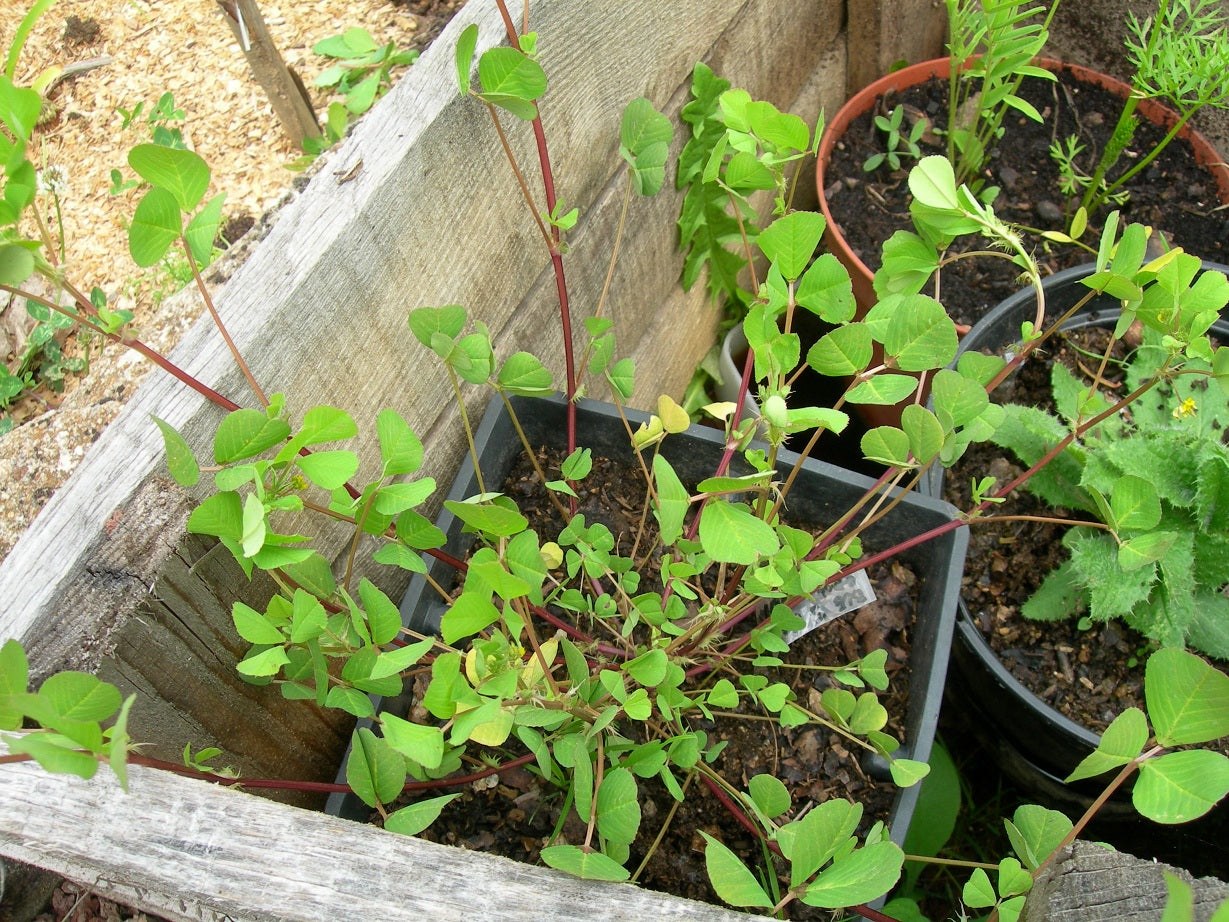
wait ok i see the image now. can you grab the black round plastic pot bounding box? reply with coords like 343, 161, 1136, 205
327, 393, 967, 868
925, 262, 1229, 816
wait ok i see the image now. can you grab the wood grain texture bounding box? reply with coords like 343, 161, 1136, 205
1021, 841, 1228, 922
0, 748, 774, 922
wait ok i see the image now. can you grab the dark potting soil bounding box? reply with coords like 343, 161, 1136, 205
946, 326, 1228, 735
384, 446, 920, 919
824, 69, 1229, 327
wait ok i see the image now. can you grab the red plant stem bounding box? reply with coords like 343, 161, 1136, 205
493, 0, 576, 454
0, 283, 241, 413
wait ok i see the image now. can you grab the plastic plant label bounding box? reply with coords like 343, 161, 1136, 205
783, 570, 876, 644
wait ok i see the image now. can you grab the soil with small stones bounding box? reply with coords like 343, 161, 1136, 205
824, 68, 1229, 327
371, 446, 923, 919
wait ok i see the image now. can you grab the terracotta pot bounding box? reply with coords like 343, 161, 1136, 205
816, 56, 1229, 318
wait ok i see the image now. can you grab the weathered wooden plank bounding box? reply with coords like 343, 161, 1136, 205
0, 0, 846, 769
0, 3, 865, 919
0, 747, 774, 922
845, 0, 948, 98
1021, 841, 1228, 922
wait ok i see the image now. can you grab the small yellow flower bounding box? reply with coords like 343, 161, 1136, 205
1172, 397, 1197, 419
291, 474, 308, 490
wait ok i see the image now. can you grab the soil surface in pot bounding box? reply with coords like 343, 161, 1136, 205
825, 70, 1229, 327
945, 326, 1229, 735
385, 445, 923, 919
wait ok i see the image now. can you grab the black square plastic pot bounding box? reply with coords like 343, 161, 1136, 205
327, 393, 967, 857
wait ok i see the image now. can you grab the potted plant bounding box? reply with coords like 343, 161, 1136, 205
924, 253, 1229, 829
817, 0, 1229, 325
2, 4, 1228, 919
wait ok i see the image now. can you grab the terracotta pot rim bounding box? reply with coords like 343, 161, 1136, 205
817, 55, 1229, 291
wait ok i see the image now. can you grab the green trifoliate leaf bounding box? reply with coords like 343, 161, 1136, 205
129, 186, 181, 267
128, 143, 210, 212
1135, 749, 1229, 823
151, 415, 200, 487
701, 833, 773, 907
698, 499, 779, 564
1146, 647, 1229, 746
214, 408, 291, 463
540, 845, 630, 881
347, 726, 407, 808
1004, 804, 1072, 871
386, 793, 459, 835
757, 211, 826, 281
1066, 706, 1149, 783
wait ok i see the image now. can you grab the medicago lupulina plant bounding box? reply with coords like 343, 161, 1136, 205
2, 2, 1228, 919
